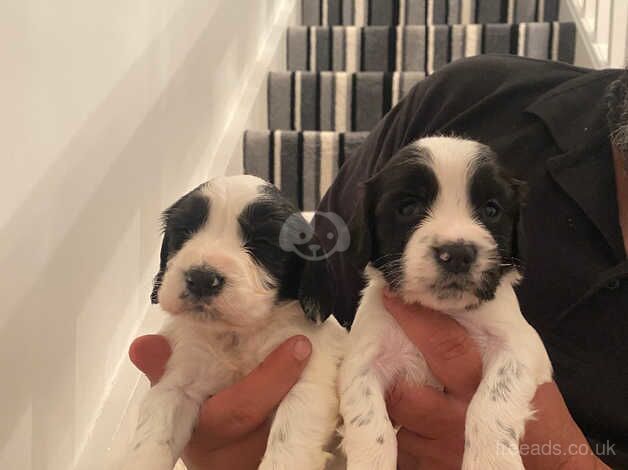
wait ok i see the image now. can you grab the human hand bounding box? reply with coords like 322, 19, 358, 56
382, 291, 610, 470
128, 334, 312, 470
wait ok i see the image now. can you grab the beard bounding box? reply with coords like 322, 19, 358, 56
606, 68, 628, 169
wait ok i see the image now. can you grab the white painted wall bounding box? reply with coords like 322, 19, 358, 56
0, 1, 297, 469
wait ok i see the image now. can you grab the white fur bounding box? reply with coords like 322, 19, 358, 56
339, 137, 553, 469
118, 175, 347, 470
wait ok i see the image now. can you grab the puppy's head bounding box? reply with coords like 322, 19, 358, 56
151, 175, 333, 325
350, 137, 524, 311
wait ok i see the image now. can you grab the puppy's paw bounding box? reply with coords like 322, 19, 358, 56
345, 454, 396, 470
258, 450, 331, 470
119, 441, 175, 470
343, 431, 397, 470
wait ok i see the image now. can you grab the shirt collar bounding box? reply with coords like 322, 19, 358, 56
525, 69, 619, 153
526, 69, 625, 261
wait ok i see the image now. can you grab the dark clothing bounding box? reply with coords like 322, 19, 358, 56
317, 55, 628, 468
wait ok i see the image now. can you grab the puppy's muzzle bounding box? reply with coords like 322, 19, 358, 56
433, 242, 478, 274
185, 266, 225, 299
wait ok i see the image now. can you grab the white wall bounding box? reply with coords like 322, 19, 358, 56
0, 1, 296, 469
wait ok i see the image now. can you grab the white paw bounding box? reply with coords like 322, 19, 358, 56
343, 430, 397, 470
258, 450, 330, 470
346, 455, 396, 470
119, 441, 175, 470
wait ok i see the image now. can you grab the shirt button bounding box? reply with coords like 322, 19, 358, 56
606, 279, 621, 290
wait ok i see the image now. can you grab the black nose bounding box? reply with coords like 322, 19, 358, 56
433, 243, 478, 274
185, 267, 225, 298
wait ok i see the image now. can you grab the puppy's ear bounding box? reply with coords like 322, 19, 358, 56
278, 217, 336, 322
150, 233, 170, 304
347, 183, 375, 269
297, 251, 336, 323
510, 179, 528, 268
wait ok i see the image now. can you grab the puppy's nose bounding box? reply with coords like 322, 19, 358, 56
185, 267, 225, 298
433, 243, 478, 274
309, 243, 321, 254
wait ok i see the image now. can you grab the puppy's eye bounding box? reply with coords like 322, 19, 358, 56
397, 198, 424, 218
326, 232, 334, 240
482, 200, 502, 220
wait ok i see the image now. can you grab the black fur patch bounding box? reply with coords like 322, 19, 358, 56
238, 184, 300, 295
349, 144, 439, 288
239, 184, 335, 322
468, 149, 525, 273
151, 184, 210, 303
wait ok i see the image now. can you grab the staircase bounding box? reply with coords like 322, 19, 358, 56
243, 0, 576, 211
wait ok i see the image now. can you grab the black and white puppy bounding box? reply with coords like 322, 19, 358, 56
120, 175, 346, 470
339, 136, 552, 469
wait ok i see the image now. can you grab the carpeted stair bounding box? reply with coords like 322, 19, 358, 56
243, 0, 576, 210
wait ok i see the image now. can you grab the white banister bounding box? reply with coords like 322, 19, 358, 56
609, 0, 628, 67
584, 0, 597, 32
594, 0, 611, 60
562, 0, 627, 68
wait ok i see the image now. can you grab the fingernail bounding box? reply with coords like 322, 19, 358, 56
292, 338, 312, 361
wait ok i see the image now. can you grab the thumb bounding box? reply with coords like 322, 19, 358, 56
129, 334, 172, 386
192, 335, 312, 448
383, 291, 482, 400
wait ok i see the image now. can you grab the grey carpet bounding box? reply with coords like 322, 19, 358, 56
268, 71, 425, 131
243, 0, 574, 209
243, 131, 368, 210
287, 23, 576, 72
300, 0, 560, 26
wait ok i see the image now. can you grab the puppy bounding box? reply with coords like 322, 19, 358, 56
339, 136, 552, 469
120, 175, 346, 470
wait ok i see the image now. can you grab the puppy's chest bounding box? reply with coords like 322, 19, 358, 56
371, 322, 439, 389
168, 322, 273, 386
372, 313, 501, 392
208, 329, 271, 378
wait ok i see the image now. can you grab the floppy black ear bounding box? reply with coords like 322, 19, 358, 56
510, 179, 528, 268
150, 233, 170, 304
297, 252, 336, 323
347, 183, 375, 269
275, 212, 335, 322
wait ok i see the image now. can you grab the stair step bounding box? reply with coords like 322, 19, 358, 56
268, 71, 424, 132
288, 23, 575, 71
301, 0, 559, 26
243, 130, 368, 210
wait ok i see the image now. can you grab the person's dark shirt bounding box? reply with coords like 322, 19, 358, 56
316, 55, 628, 468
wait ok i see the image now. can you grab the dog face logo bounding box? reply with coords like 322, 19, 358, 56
279, 212, 350, 261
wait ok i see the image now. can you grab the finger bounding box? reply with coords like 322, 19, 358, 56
397, 428, 441, 460
398, 449, 421, 470
184, 420, 271, 470
194, 335, 312, 446
383, 292, 482, 400
386, 381, 466, 438
128, 334, 172, 386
